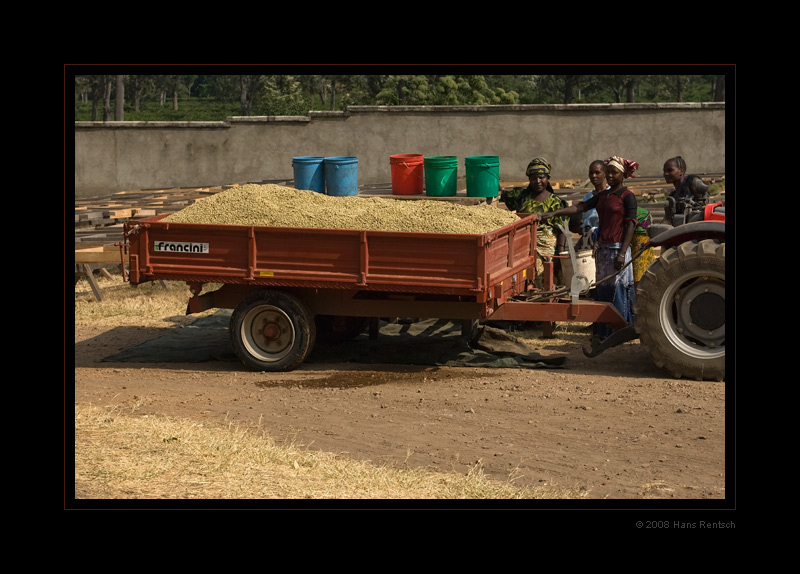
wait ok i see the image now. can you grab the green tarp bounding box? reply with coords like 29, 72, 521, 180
102, 311, 566, 369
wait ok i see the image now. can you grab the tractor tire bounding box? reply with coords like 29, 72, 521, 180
634, 239, 725, 381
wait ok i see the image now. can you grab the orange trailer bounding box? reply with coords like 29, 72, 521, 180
122, 214, 627, 372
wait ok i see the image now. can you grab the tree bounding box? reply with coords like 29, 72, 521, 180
154, 76, 171, 106
75, 76, 92, 104
80, 75, 108, 121
672, 75, 687, 102
205, 75, 240, 100
73, 72, 725, 122
115, 75, 124, 121
376, 75, 433, 105
296, 75, 319, 108
563, 75, 581, 104
171, 76, 181, 110
315, 76, 331, 109
102, 76, 113, 121
251, 76, 310, 116
448, 75, 498, 105
327, 75, 340, 111
623, 76, 636, 102
128, 75, 154, 113
599, 75, 637, 103
361, 75, 388, 103
713, 75, 725, 101
239, 75, 263, 115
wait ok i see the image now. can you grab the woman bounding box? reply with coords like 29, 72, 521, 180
501, 157, 571, 282
631, 206, 654, 289
663, 156, 710, 216
538, 156, 639, 342
575, 159, 608, 250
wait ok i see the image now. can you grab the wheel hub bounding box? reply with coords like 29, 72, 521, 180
256, 316, 290, 352
261, 322, 281, 340
674, 277, 725, 348
689, 291, 725, 331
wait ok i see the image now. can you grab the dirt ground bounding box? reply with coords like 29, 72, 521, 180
73, 312, 732, 505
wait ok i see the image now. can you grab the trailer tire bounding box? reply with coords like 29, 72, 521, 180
634, 239, 725, 381
230, 290, 316, 372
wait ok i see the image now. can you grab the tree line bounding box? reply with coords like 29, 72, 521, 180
74, 74, 727, 122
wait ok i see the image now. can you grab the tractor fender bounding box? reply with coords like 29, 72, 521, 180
646, 220, 725, 249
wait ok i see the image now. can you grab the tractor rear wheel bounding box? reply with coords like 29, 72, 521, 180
634, 239, 725, 381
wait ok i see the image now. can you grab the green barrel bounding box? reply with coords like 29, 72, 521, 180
423, 156, 458, 197
465, 156, 500, 198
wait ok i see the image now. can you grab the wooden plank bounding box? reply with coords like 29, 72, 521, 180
78, 210, 106, 220
75, 246, 129, 264
105, 208, 133, 218
78, 263, 104, 301
75, 229, 123, 240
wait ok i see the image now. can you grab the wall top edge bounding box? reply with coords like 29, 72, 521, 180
74, 121, 231, 129
347, 102, 725, 112
74, 102, 726, 128
227, 116, 311, 123
74, 116, 315, 128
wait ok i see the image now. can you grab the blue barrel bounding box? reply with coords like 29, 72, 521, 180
292, 156, 325, 193
324, 156, 358, 196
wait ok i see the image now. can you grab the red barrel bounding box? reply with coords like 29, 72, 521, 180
390, 154, 424, 195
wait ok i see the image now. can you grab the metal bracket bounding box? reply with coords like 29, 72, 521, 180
556, 223, 590, 304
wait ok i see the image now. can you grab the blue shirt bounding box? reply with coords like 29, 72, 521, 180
582, 189, 604, 230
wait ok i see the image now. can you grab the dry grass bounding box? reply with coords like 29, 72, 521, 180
73, 269, 588, 501
514, 322, 593, 349
74, 402, 584, 501
75, 270, 207, 325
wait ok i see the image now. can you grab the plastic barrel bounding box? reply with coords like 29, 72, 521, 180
390, 154, 424, 195
291, 156, 325, 193
423, 156, 458, 197
560, 249, 596, 286
324, 157, 359, 196
465, 156, 500, 198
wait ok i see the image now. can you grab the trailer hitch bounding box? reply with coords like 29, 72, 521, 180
582, 324, 637, 357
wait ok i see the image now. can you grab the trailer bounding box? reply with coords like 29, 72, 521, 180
121, 214, 631, 371
121, 195, 725, 381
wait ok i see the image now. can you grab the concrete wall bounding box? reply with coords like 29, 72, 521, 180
74, 103, 725, 198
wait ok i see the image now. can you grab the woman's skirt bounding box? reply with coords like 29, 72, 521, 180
593, 242, 634, 340
631, 232, 655, 284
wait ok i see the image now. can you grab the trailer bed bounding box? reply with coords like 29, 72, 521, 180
124, 214, 537, 306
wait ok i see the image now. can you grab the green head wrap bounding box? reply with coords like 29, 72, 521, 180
526, 157, 552, 178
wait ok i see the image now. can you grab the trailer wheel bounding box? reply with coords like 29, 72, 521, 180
230, 291, 316, 372
634, 239, 725, 381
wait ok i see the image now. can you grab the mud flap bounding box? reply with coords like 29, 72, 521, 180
582, 324, 637, 358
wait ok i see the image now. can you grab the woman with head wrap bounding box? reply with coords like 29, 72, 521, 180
538, 156, 639, 344
500, 157, 572, 282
